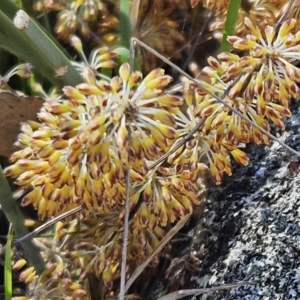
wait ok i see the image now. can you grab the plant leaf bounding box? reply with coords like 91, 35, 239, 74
220, 0, 241, 52
0, 165, 45, 274
4, 224, 12, 300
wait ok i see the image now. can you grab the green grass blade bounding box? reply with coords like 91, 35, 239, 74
4, 224, 12, 300
113, 46, 132, 68
220, 0, 241, 52
119, 0, 131, 50
0, 2, 82, 87
0, 166, 45, 274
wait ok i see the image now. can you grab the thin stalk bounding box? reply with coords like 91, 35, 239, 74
0, 206, 82, 255
119, 133, 132, 299
119, 0, 131, 49
157, 281, 256, 300
275, 0, 295, 31
220, 0, 241, 52
4, 224, 12, 300
124, 214, 191, 293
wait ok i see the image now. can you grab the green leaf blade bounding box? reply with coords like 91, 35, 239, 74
4, 224, 12, 300
220, 0, 241, 52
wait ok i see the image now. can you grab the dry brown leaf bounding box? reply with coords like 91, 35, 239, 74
0, 91, 44, 157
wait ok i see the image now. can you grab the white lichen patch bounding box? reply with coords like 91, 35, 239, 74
14, 10, 29, 30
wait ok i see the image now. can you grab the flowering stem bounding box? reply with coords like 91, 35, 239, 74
124, 213, 191, 293
12, 206, 82, 246
275, 0, 294, 31
220, 0, 241, 52
157, 281, 256, 300
119, 0, 131, 50
4, 224, 12, 300
119, 140, 131, 299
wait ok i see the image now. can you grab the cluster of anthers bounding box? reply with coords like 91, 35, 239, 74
6, 5, 300, 300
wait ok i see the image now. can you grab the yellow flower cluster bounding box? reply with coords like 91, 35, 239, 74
226, 18, 300, 108
12, 220, 87, 300
5, 60, 186, 218
184, 17, 300, 183
200, 0, 293, 33
5, 44, 205, 289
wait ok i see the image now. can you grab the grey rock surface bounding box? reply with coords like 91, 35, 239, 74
190, 102, 300, 300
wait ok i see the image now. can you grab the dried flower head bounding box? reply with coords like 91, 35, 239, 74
206, 0, 289, 33
131, 0, 187, 73
52, 0, 108, 41
163, 81, 246, 184
177, 18, 300, 184
13, 220, 87, 299
61, 211, 165, 288
225, 18, 300, 108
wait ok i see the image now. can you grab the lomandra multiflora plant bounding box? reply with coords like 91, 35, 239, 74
1, 0, 300, 299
